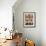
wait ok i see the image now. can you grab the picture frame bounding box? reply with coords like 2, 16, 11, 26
23, 12, 36, 28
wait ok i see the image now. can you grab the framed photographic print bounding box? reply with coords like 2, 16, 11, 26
23, 12, 36, 28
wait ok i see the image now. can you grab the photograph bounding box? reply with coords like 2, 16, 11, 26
23, 12, 36, 28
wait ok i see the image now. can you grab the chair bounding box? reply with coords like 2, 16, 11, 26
15, 33, 23, 46
25, 40, 35, 46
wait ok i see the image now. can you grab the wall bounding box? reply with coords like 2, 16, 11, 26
0, 0, 16, 29
41, 0, 46, 46
13, 0, 41, 46
0, 0, 16, 38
